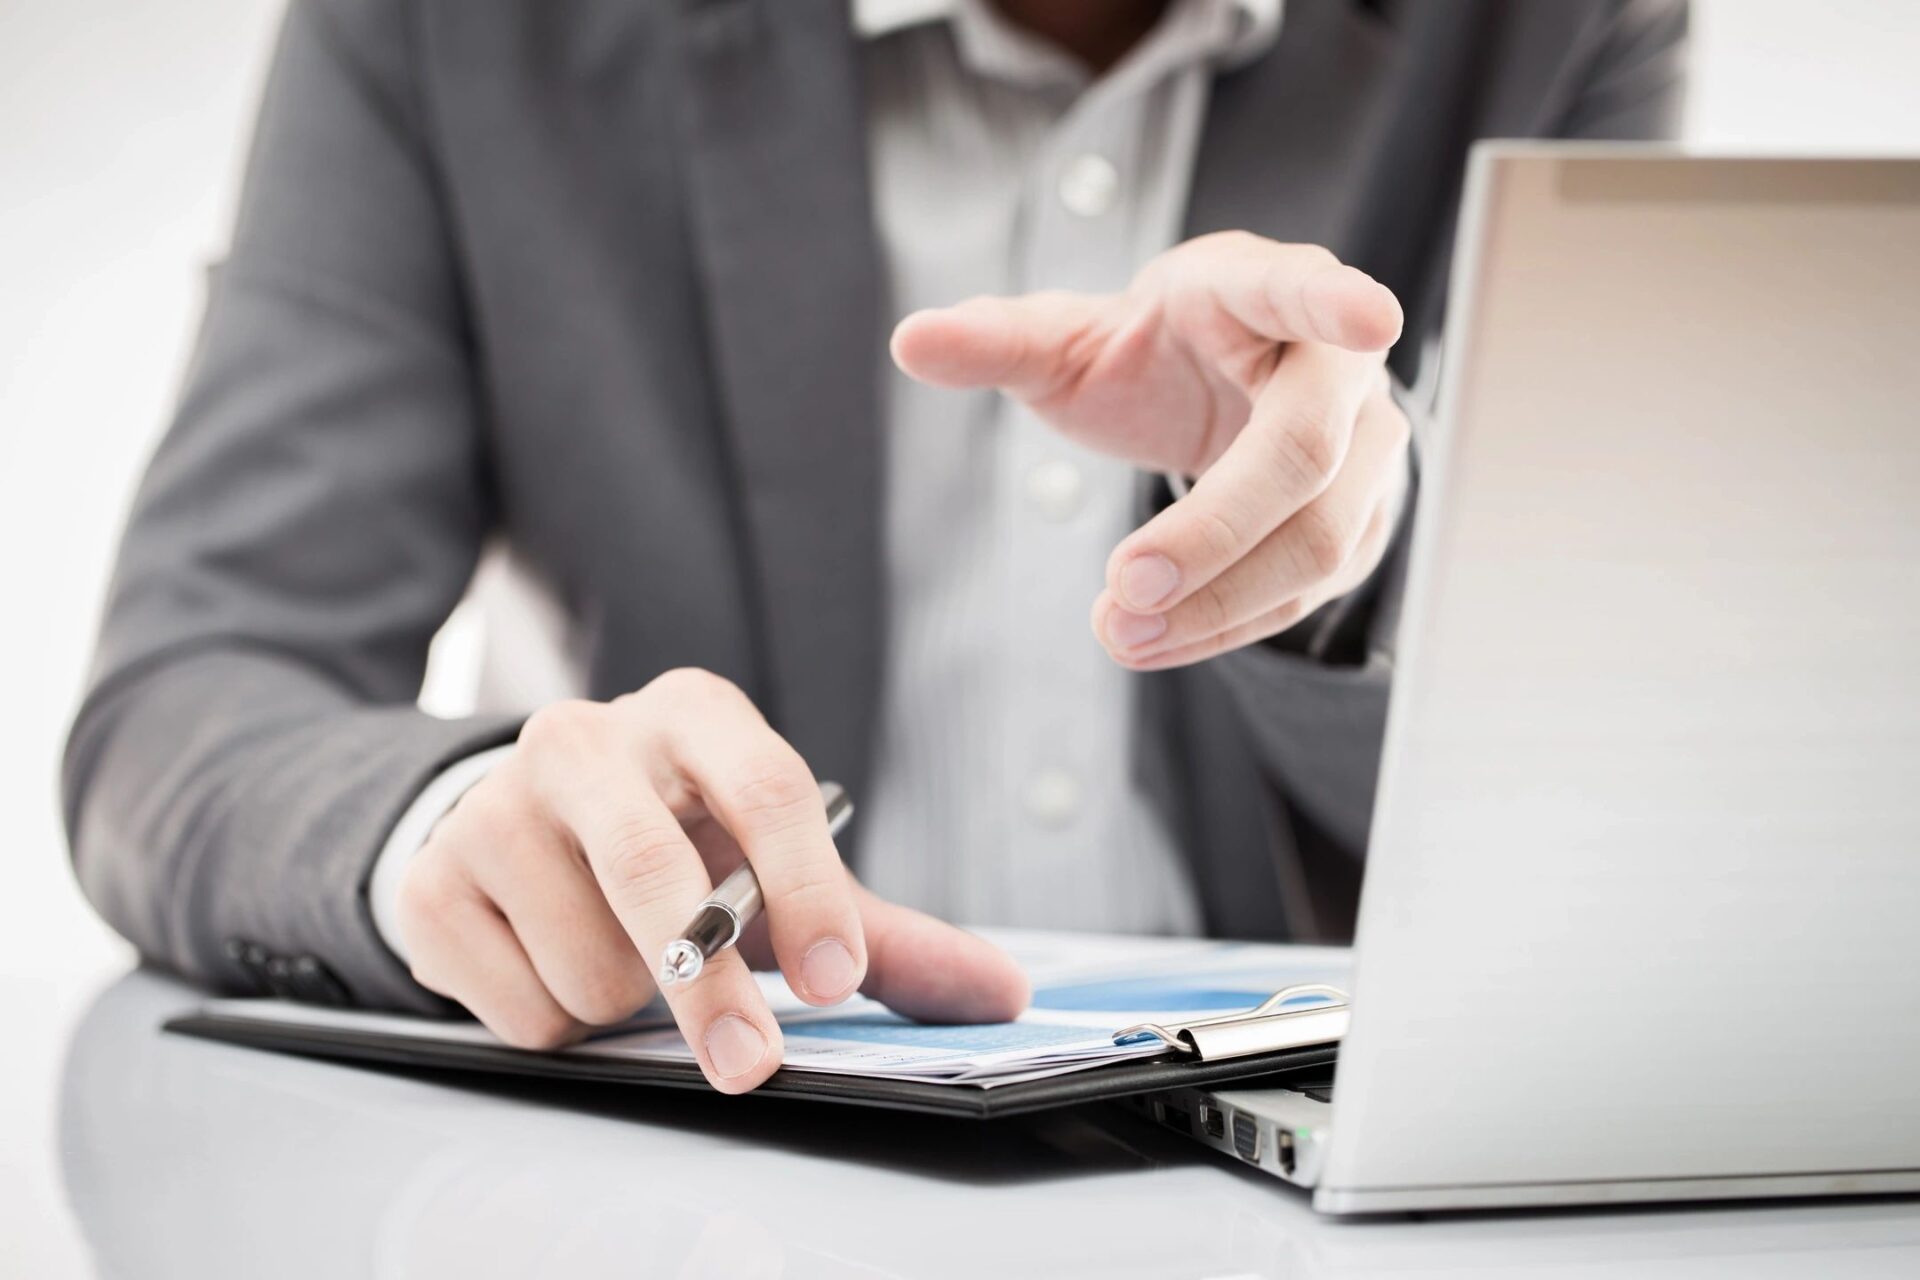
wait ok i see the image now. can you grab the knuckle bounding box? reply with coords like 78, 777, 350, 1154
1383, 400, 1413, 449
770, 863, 849, 916
727, 753, 817, 827
1363, 500, 1395, 551
1185, 579, 1236, 636
1196, 631, 1235, 662
1186, 502, 1249, 567
1273, 406, 1343, 487
600, 817, 695, 908
1257, 245, 1338, 317
395, 860, 463, 933
519, 699, 603, 756
1205, 228, 1261, 256
1294, 505, 1357, 578
406, 959, 447, 996
645, 666, 744, 709
405, 954, 463, 1003
1267, 597, 1311, 634
443, 773, 557, 863
439, 776, 514, 839
1169, 631, 1233, 668
497, 1007, 577, 1052
1299, 243, 1340, 270
558, 964, 649, 1027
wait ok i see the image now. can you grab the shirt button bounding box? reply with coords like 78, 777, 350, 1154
1058, 153, 1119, 218
1024, 459, 1085, 522
1024, 769, 1083, 828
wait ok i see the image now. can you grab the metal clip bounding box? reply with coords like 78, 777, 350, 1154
1115, 984, 1351, 1062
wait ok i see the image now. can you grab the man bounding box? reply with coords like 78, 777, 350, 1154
64, 0, 1685, 1093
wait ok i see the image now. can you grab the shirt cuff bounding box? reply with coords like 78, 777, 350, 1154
367, 744, 516, 964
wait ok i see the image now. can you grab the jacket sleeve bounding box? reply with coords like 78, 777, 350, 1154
1208, 0, 1690, 859
61, 0, 522, 1013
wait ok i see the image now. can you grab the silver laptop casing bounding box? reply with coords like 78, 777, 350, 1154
1299, 149, 1920, 1213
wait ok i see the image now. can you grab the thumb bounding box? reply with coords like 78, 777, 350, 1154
854, 881, 1031, 1024
890, 292, 1109, 401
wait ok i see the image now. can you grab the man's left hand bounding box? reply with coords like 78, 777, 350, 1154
891, 231, 1411, 670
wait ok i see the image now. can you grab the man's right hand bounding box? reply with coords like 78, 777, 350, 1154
395, 668, 1031, 1093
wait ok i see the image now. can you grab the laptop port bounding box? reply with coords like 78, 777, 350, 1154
1198, 1101, 1225, 1140
1231, 1112, 1261, 1163
1160, 1103, 1192, 1136
1275, 1127, 1297, 1176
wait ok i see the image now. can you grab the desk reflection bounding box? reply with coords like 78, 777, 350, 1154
59, 972, 1920, 1280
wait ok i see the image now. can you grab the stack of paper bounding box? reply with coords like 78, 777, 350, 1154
573, 931, 1352, 1088
206, 930, 1352, 1090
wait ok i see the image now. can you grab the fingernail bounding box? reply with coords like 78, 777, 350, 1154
1106, 609, 1168, 651
800, 937, 857, 1001
1118, 554, 1179, 609
704, 1014, 768, 1080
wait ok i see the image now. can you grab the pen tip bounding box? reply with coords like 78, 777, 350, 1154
659, 940, 703, 987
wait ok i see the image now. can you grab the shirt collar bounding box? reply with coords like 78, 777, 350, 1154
853, 0, 956, 38
853, 0, 1283, 71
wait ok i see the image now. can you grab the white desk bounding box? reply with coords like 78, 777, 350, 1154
26, 971, 1920, 1278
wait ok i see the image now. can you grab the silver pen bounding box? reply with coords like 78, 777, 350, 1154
657, 781, 854, 987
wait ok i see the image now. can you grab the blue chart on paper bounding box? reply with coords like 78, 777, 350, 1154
785, 1015, 1103, 1052
1030, 977, 1340, 1013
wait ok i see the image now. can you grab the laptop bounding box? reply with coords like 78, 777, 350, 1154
1150, 147, 1920, 1213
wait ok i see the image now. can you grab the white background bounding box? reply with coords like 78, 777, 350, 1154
2, 1, 1918, 1272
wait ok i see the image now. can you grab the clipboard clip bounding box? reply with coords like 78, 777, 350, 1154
1114, 984, 1351, 1062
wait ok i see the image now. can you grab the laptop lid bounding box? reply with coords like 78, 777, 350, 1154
1317, 147, 1920, 1214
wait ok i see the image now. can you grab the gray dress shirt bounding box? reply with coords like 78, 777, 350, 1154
856, 0, 1279, 933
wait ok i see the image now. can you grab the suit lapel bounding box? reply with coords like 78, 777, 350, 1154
1172, 1, 1409, 929
1184, 0, 1407, 256
673, 0, 885, 802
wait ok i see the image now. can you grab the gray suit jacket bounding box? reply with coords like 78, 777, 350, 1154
63, 0, 1686, 1013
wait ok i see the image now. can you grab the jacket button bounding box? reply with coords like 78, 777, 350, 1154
262, 954, 300, 999
291, 955, 350, 1007
224, 938, 271, 991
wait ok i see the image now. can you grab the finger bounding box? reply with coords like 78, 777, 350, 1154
467, 818, 657, 1028
1163, 232, 1403, 352
1117, 498, 1399, 672
1099, 389, 1409, 661
1106, 344, 1384, 615
854, 881, 1030, 1024
520, 702, 784, 1093
889, 290, 1109, 401
402, 869, 582, 1051
576, 795, 781, 1091
646, 675, 866, 1007
579, 784, 784, 1092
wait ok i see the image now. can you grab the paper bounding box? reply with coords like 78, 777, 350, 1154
205, 930, 1351, 1089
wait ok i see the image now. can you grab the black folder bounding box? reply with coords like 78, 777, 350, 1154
166, 989, 1345, 1120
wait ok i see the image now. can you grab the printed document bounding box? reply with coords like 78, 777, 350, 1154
207, 930, 1351, 1088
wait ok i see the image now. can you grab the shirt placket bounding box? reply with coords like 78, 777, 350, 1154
995, 87, 1155, 920
989, 12, 1237, 928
